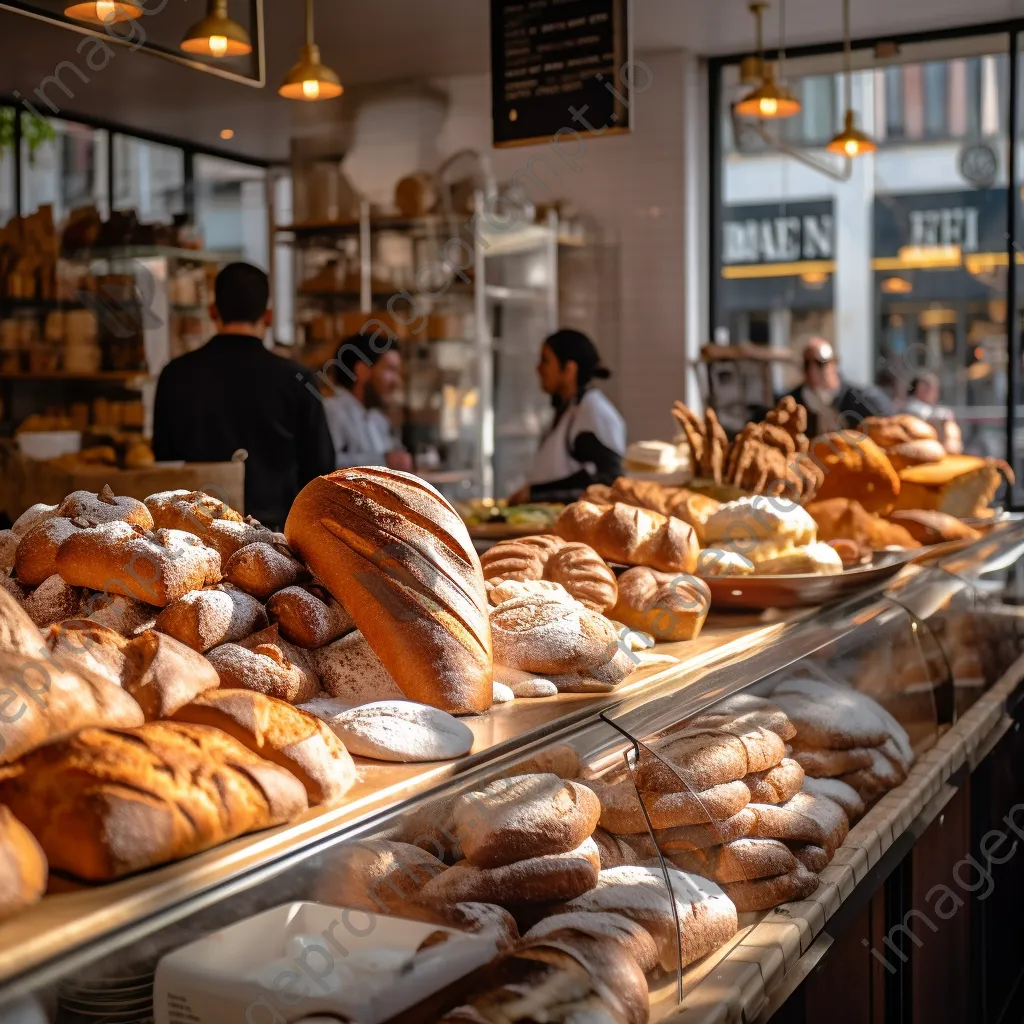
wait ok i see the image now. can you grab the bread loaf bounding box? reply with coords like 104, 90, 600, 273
789, 842, 830, 872
0, 806, 46, 921
799, 777, 865, 822
0, 648, 143, 764
285, 469, 492, 715
525, 911, 660, 974
689, 694, 797, 742
610, 567, 710, 642
886, 439, 947, 471
266, 584, 354, 648
44, 620, 127, 686
78, 592, 157, 636
56, 523, 221, 606
809, 433, 901, 514
0, 722, 309, 880
863, 415, 938, 448
206, 624, 320, 704
555, 501, 699, 574
0, 531, 18, 574
146, 490, 264, 560
58, 486, 153, 528
771, 679, 892, 749
223, 541, 305, 599
791, 746, 874, 777
748, 792, 849, 848
887, 509, 982, 545
154, 585, 268, 652
480, 535, 565, 583
310, 630, 404, 703
654, 808, 758, 852
667, 837, 797, 883
807, 498, 920, 550
607, 478, 721, 537
15, 517, 93, 586
11, 503, 57, 538
172, 689, 356, 805
23, 574, 83, 627
120, 630, 220, 719
0, 587, 45, 658
454, 774, 601, 869
585, 776, 751, 834
720, 862, 819, 912
743, 758, 805, 804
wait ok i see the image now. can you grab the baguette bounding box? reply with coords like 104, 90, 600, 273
555, 501, 699, 574
0, 722, 309, 880
285, 469, 493, 714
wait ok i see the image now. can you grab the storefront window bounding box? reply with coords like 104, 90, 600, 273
112, 134, 185, 224
19, 114, 108, 222
713, 34, 1013, 467
193, 154, 267, 265
0, 109, 17, 226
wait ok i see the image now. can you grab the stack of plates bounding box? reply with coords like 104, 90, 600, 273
57, 972, 154, 1023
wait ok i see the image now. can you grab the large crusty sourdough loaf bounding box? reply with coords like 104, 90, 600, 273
285, 469, 492, 714
0, 806, 47, 922
893, 455, 1011, 518
154, 585, 267, 652
56, 522, 221, 606
0, 648, 144, 764
120, 630, 220, 719
555, 501, 699, 574
0, 722, 308, 880
171, 689, 356, 805
610, 567, 710, 642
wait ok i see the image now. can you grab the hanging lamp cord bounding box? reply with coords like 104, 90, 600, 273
305, 0, 314, 47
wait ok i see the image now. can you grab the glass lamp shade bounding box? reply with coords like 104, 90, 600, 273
827, 110, 877, 157
181, 0, 252, 57
65, 1, 141, 24
735, 72, 801, 119
279, 44, 343, 101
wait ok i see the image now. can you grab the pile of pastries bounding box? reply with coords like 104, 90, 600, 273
318, 680, 912, 1024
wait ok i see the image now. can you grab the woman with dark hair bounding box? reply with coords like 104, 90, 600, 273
509, 329, 626, 503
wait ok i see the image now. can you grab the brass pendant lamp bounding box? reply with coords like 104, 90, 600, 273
279, 0, 342, 101
826, 0, 876, 156
181, 0, 253, 58
735, 2, 801, 120
64, 1, 141, 25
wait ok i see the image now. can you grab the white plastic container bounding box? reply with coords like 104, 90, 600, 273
153, 902, 498, 1024
16, 430, 82, 461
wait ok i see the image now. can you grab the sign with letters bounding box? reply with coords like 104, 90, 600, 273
721, 201, 835, 266
873, 189, 1006, 257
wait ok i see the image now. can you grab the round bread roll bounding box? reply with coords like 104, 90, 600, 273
453, 774, 601, 869
721, 862, 819, 912
743, 758, 805, 804
316, 840, 446, 914
416, 839, 601, 907
266, 584, 354, 649
320, 700, 475, 763
525, 911, 660, 974
666, 837, 796, 883
0, 806, 47, 921
58, 486, 153, 529
543, 543, 618, 613
11, 503, 57, 538
310, 630, 404, 704
23, 574, 83, 628
171, 688, 357, 806
15, 517, 93, 586
154, 585, 268, 653
55, 523, 222, 607
885, 439, 947, 472
223, 541, 305, 600
44, 620, 127, 686
285, 469, 493, 715
206, 627, 320, 705
121, 630, 221, 719
609, 567, 710, 642
799, 776, 865, 822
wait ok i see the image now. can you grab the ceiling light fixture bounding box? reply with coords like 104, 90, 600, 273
64, 0, 141, 24
826, 0, 876, 157
881, 276, 913, 294
279, 0, 342, 101
181, 0, 252, 58
735, 2, 801, 120
220, 129, 235, 140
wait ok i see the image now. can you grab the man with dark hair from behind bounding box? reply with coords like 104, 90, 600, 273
321, 332, 413, 471
153, 262, 335, 530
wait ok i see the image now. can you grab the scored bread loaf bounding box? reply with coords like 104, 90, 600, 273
120, 630, 220, 719
610, 567, 710, 642
223, 541, 305, 600
0, 648, 143, 764
154, 585, 268, 652
266, 584, 354, 648
58, 486, 153, 528
285, 469, 493, 715
0, 722, 309, 880
0, 806, 47, 922
555, 501, 699, 574
453, 774, 601, 869
56, 522, 221, 606
171, 689, 356, 805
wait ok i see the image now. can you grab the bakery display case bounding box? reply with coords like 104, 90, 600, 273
0, 522, 1020, 1024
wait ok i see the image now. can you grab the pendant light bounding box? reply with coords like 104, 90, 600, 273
735, 2, 801, 120
181, 0, 252, 58
279, 0, 342, 101
826, 0, 876, 156
64, 0, 141, 25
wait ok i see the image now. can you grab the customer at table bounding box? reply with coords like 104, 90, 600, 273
152, 262, 335, 530
785, 337, 892, 436
321, 332, 413, 471
509, 329, 626, 504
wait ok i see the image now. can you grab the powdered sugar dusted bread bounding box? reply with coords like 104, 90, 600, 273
525, 911, 660, 974
454, 774, 601, 869
748, 791, 850, 849
154, 585, 268, 652
0, 531, 17, 574
416, 839, 601, 907
791, 745, 875, 777
58, 486, 153, 528
146, 490, 264, 560
23, 574, 82, 627
655, 808, 758, 853
321, 700, 474, 762
799, 777, 865, 821
223, 541, 305, 600
171, 689, 356, 806
285, 469, 493, 715
11, 503, 57, 538
266, 584, 354, 648
311, 630, 404, 704
667, 837, 796, 884
773, 677, 893, 749
721, 862, 819, 912
56, 523, 221, 606
0, 586, 45, 657
690, 694, 797, 742
78, 592, 157, 636
15, 517, 93, 586
564, 865, 738, 971
120, 630, 220, 719
206, 624, 320, 704
585, 776, 751, 834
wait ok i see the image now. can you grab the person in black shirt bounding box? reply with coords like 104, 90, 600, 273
152, 263, 335, 529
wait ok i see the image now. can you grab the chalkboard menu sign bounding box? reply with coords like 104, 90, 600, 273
491, 0, 633, 148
